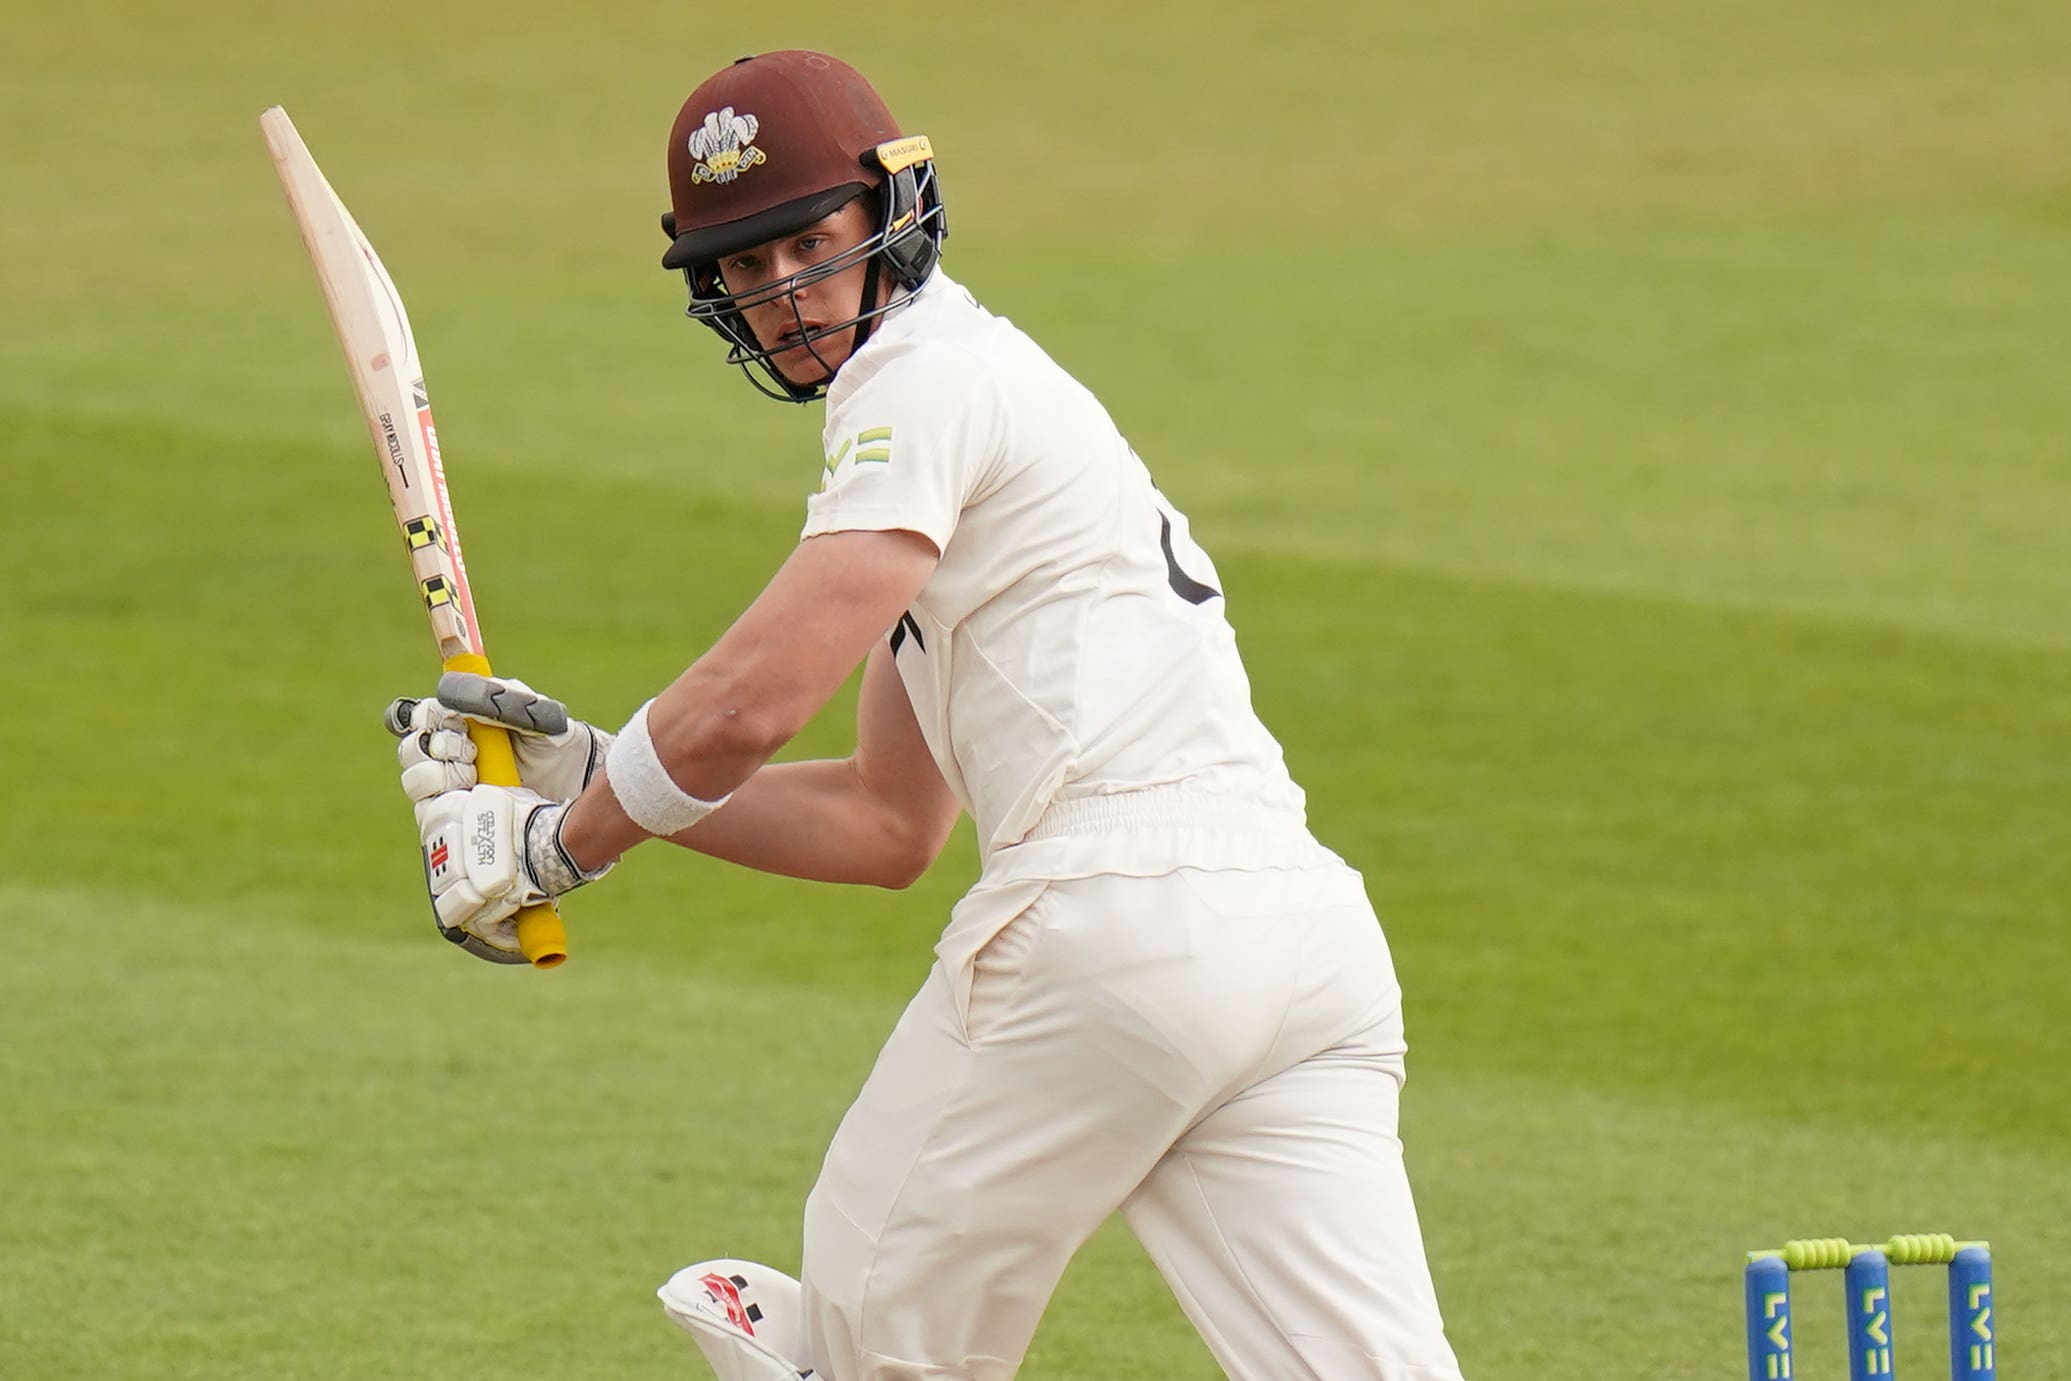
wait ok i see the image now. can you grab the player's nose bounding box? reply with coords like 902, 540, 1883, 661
764, 250, 810, 287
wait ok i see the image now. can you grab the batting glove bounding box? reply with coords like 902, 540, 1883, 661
383, 672, 612, 804
417, 785, 610, 964
388, 695, 479, 801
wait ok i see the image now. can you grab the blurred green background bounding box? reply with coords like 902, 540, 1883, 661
4, 2, 2066, 1377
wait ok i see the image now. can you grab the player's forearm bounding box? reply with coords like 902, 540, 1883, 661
664, 756, 937, 888
555, 616, 869, 873
559, 530, 942, 879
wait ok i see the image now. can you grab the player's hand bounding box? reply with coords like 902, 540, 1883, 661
383, 673, 612, 803
416, 785, 607, 964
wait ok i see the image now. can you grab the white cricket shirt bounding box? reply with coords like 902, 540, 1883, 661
803, 270, 1316, 888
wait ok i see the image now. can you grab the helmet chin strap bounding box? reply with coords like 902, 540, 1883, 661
844, 255, 886, 365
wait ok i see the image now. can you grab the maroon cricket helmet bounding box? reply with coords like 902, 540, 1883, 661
662, 51, 902, 270
659, 50, 948, 403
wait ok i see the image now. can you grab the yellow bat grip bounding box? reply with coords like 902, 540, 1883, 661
444, 654, 570, 968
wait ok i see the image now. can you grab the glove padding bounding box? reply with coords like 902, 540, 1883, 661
417, 785, 605, 964
383, 673, 612, 803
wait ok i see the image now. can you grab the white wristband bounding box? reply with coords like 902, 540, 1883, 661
604, 699, 732, 836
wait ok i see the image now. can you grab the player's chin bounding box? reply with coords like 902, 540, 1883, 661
769, 339, 845, 386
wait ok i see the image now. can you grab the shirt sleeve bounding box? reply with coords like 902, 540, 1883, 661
802, 342, 1001, 552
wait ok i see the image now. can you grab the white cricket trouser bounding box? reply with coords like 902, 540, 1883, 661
800, 855, 1466, 1380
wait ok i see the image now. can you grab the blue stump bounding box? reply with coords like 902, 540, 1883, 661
1846, 1249, 1894, 1379
1949, 1246, 1994, 1380
1746, 1255, 1793, 1381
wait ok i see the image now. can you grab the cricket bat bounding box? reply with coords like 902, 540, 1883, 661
261, 105, 569, 968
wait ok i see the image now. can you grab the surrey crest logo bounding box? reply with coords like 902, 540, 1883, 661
688, 107, 766, 184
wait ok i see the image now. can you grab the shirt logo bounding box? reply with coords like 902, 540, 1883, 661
855, 427, 893, 464
821, 427, 893, 489
823, 436, 851, 479
688, 107, 766, 184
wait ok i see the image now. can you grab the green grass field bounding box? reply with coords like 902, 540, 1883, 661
4, 2, 2067, 1377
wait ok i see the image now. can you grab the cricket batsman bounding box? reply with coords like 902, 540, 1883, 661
390, 50, 1469, 1381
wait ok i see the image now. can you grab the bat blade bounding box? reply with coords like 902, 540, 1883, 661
262, 104, 568, 968
260, 106, 486, 660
